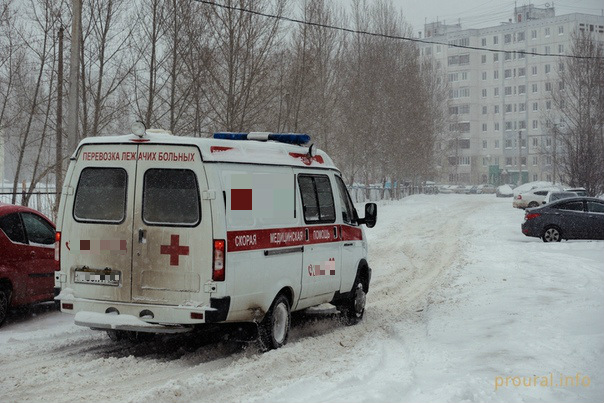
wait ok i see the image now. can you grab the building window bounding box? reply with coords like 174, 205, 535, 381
504, 69, 512, 79
558, 44, 564, 54
482, 106, 488, 114
482, 123, 487, 132
559, 81, 565, 90
482, 71, 487, 80
532, 102, 538, 111
494, 105, 499, 114
532, 156, 538, 166
532, 138, 538, 147
493, 53, 499, 62
493, 35, 499, 44
545, 45, 551, 55
532, 66, 537, 75
505, 87, 512, 96
519, 120, 526, 129
545, 82, 552, 91
482, 88, 487, 97
481, 54, 487, 63
531, 47, 537, 57
506, 157, 513, 166
461, 71, 469, 80
531, 29, 537, 39
494, 87, 499, 96
532, 120, 538, 129
545, 64, 551, 74
558, 25, 564, 35
517, 31, 525, 41
546, 100, 551, 110
505, 122, 512, 131
504, 33, 512, 44
495, 122, 500, 131
518, 51, 525, 59
532, 84, 538, 93
559, 62, 565, 72
481, 37, 487, 46
494, 70, 499, 79
518, 85, 526, 95
459, 54, 470, 65
545, 27, 550, 37
483, 140, 488, 149
519, 102, 526, 111
495, 140, 500, 148
504, 52, 512, 61
518, 67, 525, 77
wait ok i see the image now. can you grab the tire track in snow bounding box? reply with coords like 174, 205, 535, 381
0, 196, 489, 403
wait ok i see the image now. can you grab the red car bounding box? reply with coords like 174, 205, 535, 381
0, 203, 56, 326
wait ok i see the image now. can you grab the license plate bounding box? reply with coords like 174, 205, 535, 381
74, 268, 121, 286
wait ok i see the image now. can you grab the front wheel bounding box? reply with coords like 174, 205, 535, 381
258, 294, 291, 351
542, 226, 562, 242
341, 278, 366, 326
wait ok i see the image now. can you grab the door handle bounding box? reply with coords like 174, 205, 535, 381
30, 250, 36, 258
343, 242, 354, 247
138, 228, 147, 244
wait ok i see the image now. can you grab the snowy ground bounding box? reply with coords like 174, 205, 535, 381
1, 194, 602, 403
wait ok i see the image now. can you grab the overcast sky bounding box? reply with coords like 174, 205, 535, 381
337, 0, 604, 34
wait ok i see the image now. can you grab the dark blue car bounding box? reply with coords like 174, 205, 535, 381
521, 197, 604, 242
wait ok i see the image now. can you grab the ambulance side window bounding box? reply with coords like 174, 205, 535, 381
74, 168, 127, 223
335, 176, 357, 225
298, 174, 335, 223
143, 169, 200, 226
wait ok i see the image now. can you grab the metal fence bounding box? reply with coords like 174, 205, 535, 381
0, 184, 58, 220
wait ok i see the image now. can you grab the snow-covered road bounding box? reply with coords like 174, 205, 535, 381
1, 195, 602, 403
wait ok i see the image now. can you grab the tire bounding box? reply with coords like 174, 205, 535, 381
0, 288, 9, 327
528, 201, 539, 208
258, 294, 291, 351
341, 277, 367, 326
542, 226, 562, 242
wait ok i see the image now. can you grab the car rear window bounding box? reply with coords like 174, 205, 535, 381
143, 169, 200, 226
74, 168, 128, 223
555, 201, 584, 212
0, 212, 27, 244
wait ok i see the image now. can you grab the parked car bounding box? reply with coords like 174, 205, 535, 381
542, 191, 578, 205
513, 186, 564, 209
565, 187, 587, 196
521, 197, 604, 242
496, 184, 514, 197
477, 184, 496, 194
0, 203, 56, 326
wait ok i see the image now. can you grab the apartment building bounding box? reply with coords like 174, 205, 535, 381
420, 5, 604, 185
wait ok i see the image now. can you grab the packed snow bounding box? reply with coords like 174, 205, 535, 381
0, 194, 602, 403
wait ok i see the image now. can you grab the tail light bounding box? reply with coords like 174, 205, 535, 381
517, 195, 522, 200
212, 239, 225, 281
54, 231, 61, 271
525, 212, 541, 220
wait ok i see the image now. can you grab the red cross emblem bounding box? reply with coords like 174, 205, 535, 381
160, 234, 189, 266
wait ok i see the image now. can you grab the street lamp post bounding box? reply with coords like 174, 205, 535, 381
517, 130, 523, 186
552, 124, 557, 185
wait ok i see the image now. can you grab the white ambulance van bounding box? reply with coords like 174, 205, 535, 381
55, 128, 376, 350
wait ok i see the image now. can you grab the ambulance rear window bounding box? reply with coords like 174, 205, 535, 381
74, 168, 127, 223
143, 169, 200, 226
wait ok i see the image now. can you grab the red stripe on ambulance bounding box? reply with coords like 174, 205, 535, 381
227, 225, 362, 252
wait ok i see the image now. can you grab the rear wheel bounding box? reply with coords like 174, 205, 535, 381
0, 288, 9, 327
542, 226, 562, 242
258, 294, 290, 351
528, 201, 539, 208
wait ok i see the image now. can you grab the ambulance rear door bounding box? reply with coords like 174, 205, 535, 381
131, 145, 213, 306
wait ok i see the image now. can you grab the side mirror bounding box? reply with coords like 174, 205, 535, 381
359, 203, 377, 228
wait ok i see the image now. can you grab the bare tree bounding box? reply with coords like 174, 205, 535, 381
550, 30, 604, 195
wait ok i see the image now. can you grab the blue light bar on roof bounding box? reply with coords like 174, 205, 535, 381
213, 132, 311, 145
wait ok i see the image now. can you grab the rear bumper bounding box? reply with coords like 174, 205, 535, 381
61, 296, 231, 333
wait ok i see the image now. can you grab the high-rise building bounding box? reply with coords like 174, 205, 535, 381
420, 5, 604, 185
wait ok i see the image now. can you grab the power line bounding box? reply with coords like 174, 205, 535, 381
193, 0, 604, 60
